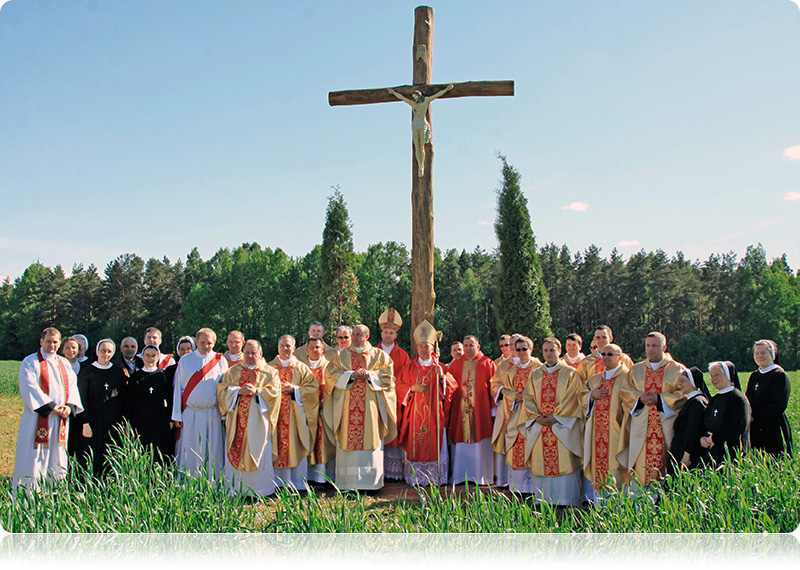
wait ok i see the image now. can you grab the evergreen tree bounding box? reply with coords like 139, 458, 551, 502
493, 155, 551, 346
315, 187, 360, 337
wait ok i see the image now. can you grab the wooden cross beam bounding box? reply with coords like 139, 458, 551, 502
328, 5, 514, 353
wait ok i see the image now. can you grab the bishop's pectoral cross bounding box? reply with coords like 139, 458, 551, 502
329, 6, 514, 347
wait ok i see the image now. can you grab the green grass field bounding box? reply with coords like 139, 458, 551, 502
1, 360, 798, 532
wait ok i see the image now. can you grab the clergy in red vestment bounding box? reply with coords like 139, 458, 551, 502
447, 335, 498, 485
617, 332, 685, 489
376, 307, 411, 480
397, 320, 456, 486
323, 324, 396, 490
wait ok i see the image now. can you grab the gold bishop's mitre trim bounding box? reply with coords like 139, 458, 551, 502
413, 319, 439, 345
378, 307, 403, 331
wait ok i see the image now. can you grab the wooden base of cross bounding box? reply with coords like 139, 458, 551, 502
329, 6, 514, 356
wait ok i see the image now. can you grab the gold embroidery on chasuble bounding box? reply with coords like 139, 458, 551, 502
460, 360, 478, 443
540, 370, 561, 476
311, 366, 325, 463
274, 364, 294, 468
643, 367, 666, 484
593, 375, 617, 484
414, 366, 436, 455
228, 368, 256, 469
346, 351, 368, 450
510, 367, 532, 470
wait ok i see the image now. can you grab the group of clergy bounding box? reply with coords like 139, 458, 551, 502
12, 315, 793, 508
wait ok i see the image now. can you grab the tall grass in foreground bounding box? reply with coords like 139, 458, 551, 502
0, 361, 19, 397
3, 429, 798, 532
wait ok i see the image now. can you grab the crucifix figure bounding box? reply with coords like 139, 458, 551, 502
329, 6, 514, 348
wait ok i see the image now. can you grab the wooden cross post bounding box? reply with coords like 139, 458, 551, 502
328, 5, 514, 353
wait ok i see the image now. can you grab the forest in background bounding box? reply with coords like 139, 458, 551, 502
1, 240, 796, 371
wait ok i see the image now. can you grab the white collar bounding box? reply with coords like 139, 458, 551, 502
142, 365, 158, 372
566, 354, 581, 363
381, 342, 395, 353
39, 349, 57, 361
92, 361, 112, 370
229, 352, 242, 361
649, 359, 664, 370
604, 365, 621, 379
686, 389, 703, 399
759, 364, 778, 374
418, 356, 434, 366
518, 359, 532, 369
245, 364, 257, 370
718, 385, 735, 394
278, 356, 293, 367
308, 358, 321, 368
545, 362, 560, 372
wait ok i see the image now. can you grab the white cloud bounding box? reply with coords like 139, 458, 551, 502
478, 221, 492, 226
784, 192, 800, 201
784, 145, 800, 160
562, 202, 589, 212
617, 240, 640, 247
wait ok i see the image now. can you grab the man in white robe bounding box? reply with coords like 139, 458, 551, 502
172, 327, 228, 479
13, 327, 83, 490
217, 340, 281, 497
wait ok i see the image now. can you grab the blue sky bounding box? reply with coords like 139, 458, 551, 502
1, 0, 798, 282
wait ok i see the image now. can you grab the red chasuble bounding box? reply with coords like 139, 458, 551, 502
446, 352, 497, 444
384, 344, 410, 448
398, 359, 456, 462
643, 367, 666, 484
310, 366, 326, 464
540, 370, 561, 476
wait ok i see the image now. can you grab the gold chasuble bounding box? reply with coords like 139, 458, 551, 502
618, 357, 686, 485
581, 365, 630, 490
498, 363, 536, 469
268, 356, 320, 469
323, 343, 396, 451
306, 356, 335, 466
521, 361, 583, 477
216, 363, 280, 472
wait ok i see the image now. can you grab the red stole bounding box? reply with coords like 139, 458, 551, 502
643, 367, 666, 484
540, 370, 561, 476
345, 351, 368, 450
273, 363, 294, 468
592, 374, 618, 484
35, 351, 69, 448
594, 357, 605, 375
310, 366, 325, 463
510, 366, 532, 470
227, 367, 256, 469
176, 353, 223, 440
158, 354, 173, 369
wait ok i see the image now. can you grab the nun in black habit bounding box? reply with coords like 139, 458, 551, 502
124, 344, 174, 461
746, 339, 793, 457
701, 361, 751, 465
668, 366, 711, 473
78, 338, 128, 476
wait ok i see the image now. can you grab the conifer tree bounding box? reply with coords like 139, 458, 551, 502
316, 187, 360, 338
494, 154, 552, 346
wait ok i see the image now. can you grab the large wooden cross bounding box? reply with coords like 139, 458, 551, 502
329, 5, 514, 350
